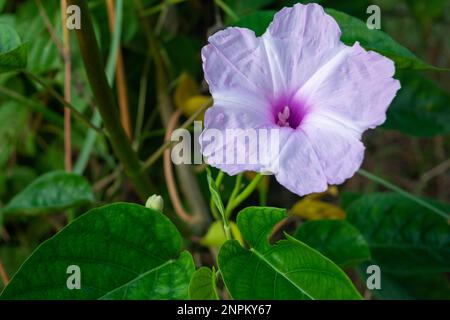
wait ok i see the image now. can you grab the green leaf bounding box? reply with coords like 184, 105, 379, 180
383, 72, 450, 136
347, 193, 450, 275
206, 168, 225, 217
2, 171, 95, 217
325, 9, 440, 71
358, 262, 450, 300
1, 203, 195, 299
294, 220, 370, 269
218, 207, 362, 300
0, 24, 27, 73
101, 251, 194, 300
189, 267, 219, 300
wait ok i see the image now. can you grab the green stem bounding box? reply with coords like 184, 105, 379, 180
23, 71, 103, 134
358, 168, 449, 220
214, 0, 239, 21
210, 171, 224, 220
74, 0, 123, 174
227, 174, 263, 217
73, 112, 102, 174
133, 57, 150, 149
223, 222, 231, 240
0, 85, 63, 126
68, 0, 153, 199
224, 173, 243, 218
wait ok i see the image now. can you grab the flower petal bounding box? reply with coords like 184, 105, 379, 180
202, 27, 281, 104
200, 101, 271, 175
301, 113, 365, 185
274, 130, 328, 196
295, 43, 401, 132
263, 3, 342, 94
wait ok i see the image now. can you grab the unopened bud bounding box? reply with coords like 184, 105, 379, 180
145, 195, 164, 212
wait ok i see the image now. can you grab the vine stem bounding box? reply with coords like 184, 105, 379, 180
67, 0, 153, 199
358, 169, 449, 220
163, 110, 194, 224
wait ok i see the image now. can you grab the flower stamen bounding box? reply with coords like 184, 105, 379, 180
277, 106, 291, 127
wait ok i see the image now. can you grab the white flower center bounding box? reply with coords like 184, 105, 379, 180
277, 106, 291, 127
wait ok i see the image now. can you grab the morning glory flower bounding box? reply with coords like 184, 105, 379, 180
199, 3, 400, 196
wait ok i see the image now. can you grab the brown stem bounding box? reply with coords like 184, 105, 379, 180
61, 0, 72, 172
106, 0, 133, 140
164, 110, 193, 224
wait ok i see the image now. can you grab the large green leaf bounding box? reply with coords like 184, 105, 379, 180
1, 203, 195, 299
347, 193, 450, 275
218, 207, 362, 300
325, 9, 440, 70
189, 267, 219, 300
233, 8, 438, 70
0, 24, 27, 73
1, 171, 95, 217
294, 220, 370, 269
383, 72, 450, 136
357, 262, 450, 300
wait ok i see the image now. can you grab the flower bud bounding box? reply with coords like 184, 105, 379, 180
145, 195, 164, 212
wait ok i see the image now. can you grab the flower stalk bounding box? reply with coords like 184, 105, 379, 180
225, 173, 263, 218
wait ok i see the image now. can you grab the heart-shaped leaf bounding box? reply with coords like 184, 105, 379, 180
1, 203, 194, 299
218, 207, 362, 300
347, 193, 450, 275
294, 220, 370, 268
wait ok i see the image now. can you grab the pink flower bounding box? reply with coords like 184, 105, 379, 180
199, 3, 400, 196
